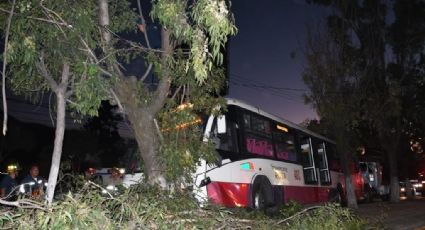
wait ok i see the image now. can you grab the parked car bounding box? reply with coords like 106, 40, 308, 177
410, 179, 424, 196
399, 182, 414, 197
400, 180, 424, 197
85, 167, 144, 195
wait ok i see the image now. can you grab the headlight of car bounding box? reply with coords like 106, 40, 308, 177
400, 187, 405, 192
414, 184, 423, 188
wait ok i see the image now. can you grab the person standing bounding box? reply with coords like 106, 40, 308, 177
0, 164, 18, 201
21, 164, 45, 198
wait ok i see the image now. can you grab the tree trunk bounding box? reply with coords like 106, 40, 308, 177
114, 76, 167, 187
339, 147, 358, 209
387, 147, 400, 202
127, 109, 166, 187
45, 62, 70, 205
45, 91, 66, 205
334, 120, 358, 209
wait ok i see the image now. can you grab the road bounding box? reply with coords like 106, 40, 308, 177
356, 196, 425, 230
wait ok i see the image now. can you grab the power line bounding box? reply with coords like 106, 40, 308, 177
229, 81, 305, 104
230, 73, 307, 92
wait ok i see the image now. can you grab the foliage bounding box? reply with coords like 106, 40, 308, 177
151, 0, 237, 83
158, 105, 218, 182
279, 200, 303, 218
157, 63, 227, 182
287, 204, 366, 230
0, 0, 134, 116
0, 177, 367, 230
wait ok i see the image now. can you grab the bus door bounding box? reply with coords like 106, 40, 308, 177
315, 142, 331, 185
300, 137, 318, 184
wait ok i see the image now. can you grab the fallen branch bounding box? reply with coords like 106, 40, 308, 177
274, 205, 329, 226
0, 198, 46, 211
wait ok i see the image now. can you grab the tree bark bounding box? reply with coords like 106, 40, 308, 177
45, 62, 69, 205
386, 143, 400, 203
45, 91, 66, 205
115, 77, 167, 187
334, 119, 358, 209
337, 142, 358, 209
128, 109, 165, 186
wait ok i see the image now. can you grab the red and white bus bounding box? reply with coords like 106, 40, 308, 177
194, 98, 357, 209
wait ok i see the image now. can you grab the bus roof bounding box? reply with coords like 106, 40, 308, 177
225, 98, 336, 144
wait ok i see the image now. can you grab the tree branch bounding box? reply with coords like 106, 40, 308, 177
136, 0, 151, 49
109, 89, 124, 113
60, 62, 70, 90
98, 0, 112, 47
2, 0, 16, 136
0, 198, 46, 210
171, 85, 182, 101
274, 206, 329, 226
149, 28, 172, 114
140, 63, 153, 82
0, 7, 72, 28
36, 52, 59, 92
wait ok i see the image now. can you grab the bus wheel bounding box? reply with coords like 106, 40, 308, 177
252, 176, 274, 210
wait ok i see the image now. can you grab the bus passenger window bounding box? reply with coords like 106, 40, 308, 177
251, 116, 271, 134
273, 131, 297, 161
245, 134, 274, 157
243, 114, 251, 129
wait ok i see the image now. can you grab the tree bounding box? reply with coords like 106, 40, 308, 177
0, 0, 134, 204
378, 0, 425, 201
97, 0, 236, 186
306, 0, 425, 203
1, 0, 236, 204
303, 22, 361, 208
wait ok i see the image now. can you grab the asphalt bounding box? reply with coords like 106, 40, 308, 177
355, 196, 425, 230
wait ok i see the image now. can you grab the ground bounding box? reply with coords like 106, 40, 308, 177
356, 196, 425, 230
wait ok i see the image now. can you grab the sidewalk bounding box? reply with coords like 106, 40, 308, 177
355, 197, 425, 230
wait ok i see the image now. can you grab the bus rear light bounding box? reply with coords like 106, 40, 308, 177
240, 162, 254, 171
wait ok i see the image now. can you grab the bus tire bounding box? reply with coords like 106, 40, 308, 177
252, 176, 275, 210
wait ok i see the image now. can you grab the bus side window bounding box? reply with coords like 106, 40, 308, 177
299, 137, 317, 184
316, 142, 331, 184
243, 113, 274, 158
326, 145, 341, 171
212, 118, 239, 153
273, 130, 297, 161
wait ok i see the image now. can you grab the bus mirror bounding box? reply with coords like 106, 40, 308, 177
217, 115, 226, 134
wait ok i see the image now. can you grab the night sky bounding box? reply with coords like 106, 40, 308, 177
228, 0, 329, 124
3, 0, 330, 130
